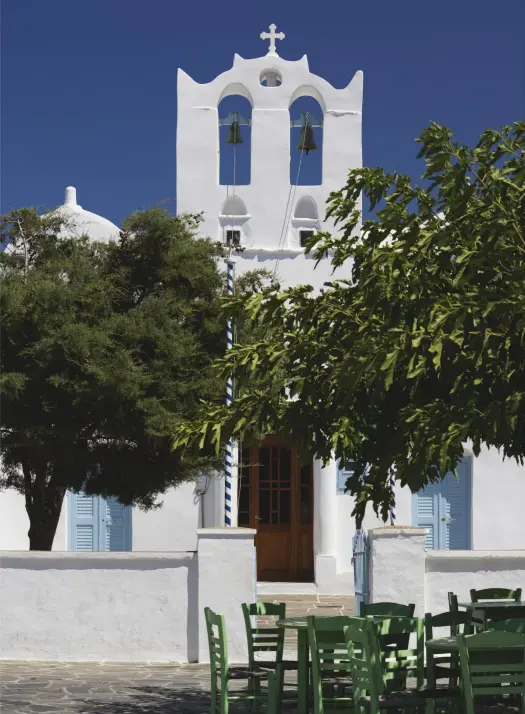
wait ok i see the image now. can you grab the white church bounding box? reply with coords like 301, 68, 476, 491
1, 26, 524, 593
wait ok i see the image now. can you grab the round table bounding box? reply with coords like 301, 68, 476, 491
277, 618, 309, 714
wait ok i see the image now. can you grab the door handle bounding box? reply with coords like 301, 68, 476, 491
255, 516, 262, 521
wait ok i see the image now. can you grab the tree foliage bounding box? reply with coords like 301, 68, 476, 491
1, 208, 227, 548
174, 122, 525, 524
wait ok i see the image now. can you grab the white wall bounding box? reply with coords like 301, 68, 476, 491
425, 551, 525, 614
132, 483, 201, 551
0, 551, 197, 662
470, 446, 525, 549
0, 528, 256, 662
368, 526, 525, 618
0, 483, 202, 552
0, 489, 68, 551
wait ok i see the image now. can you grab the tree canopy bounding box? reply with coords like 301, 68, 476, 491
1, 208, 227, 549
174, 121, 525, 524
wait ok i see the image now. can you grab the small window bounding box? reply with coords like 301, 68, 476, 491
299, 230, 315, 248
226, 230, 241, 247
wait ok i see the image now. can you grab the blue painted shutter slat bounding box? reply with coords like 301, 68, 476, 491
413, 483, 439, 549
70, 492, 98, 551
102, 497, 130, 551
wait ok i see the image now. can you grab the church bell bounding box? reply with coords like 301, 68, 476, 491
226, 120, 243, 145
296, 121, 317, 155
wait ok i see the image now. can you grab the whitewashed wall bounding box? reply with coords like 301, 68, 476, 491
0, 528, 256, 662
0, 483, 201, 552
425, 551, 525, 614
368, 527, 525, 617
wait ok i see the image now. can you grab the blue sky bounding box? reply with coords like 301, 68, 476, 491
2, 0, 524, 226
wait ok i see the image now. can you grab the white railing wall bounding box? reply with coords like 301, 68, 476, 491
368, 527, 525, 616
0, 528, 256, 663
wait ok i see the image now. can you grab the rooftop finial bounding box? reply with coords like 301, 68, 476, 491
64, 186, 77, 206
260, 23, 285, 57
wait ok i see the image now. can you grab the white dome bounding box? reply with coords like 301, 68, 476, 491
45, 187, 120, 243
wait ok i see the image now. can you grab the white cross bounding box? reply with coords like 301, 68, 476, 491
260, 23, 285, 57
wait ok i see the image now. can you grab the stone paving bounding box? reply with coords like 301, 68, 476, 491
0, 594, 355, 714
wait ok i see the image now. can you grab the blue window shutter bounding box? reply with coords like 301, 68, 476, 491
412, 483, 440, 549
412, 457, 472, 550
101, 497, 132, 551
439, 458, 472, 550
337, 461, 356, 492
68, 492, 99, 551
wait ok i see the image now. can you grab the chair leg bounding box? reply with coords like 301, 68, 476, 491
275, 664, 284, 714
253, 678, 262, 714
210, 674, 217, 714
219, 677, 229, 714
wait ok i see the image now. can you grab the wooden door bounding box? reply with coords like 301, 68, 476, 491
238, 437, 314, 582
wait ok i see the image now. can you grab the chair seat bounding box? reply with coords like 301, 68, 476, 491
256, 659, 300, 671
359, 691, 428, 709
320, 675, 353, 686
225, 666, 269, 680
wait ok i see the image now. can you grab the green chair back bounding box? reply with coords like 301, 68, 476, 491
425, 610, 472, 639
242, 601, 285, 667
344, 620, 384, 710
470, 587, 522, 602
372, 616, 425, 691
360, 602, 415, 617
457, 630, 525, 714
205, 606, 229, 678
307, 615, 360, 714
448, 591, 459, 612
487, 619, 525, 635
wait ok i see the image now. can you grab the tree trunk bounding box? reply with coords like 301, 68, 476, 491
28, 510, 62, 550
23, 462, 66, 550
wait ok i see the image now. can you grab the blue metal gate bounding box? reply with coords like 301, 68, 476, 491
352, 529, 370, 616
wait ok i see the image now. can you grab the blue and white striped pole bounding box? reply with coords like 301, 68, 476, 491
224, 257, 236, 527
389, 469, 396, 525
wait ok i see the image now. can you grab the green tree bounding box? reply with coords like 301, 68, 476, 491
1, 207, 226, 549
174, 122, 525, 524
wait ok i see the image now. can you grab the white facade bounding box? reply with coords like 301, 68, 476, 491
0, 29, 523, 593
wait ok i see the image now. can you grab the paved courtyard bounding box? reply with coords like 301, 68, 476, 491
0, 661, 215, 714
0, 594, 355, 714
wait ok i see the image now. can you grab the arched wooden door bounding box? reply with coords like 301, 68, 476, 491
238, 437, 314, 582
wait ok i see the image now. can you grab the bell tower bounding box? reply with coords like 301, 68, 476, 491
176, 25, 363, 252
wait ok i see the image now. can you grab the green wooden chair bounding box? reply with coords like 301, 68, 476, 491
470, 588, 523, 632
372, 616, 425, 693
456, 630, 525, 714
470, 588, 523, 603
487, 619, 525, 635
307, 615, 361, 713
205, 606, 276, 714
360, 602, 416, 618
242, 602, 298, 712
344, 619, 428, 713
448, 592, 459, 612
424, 610, 472, 688
361, 603, 415, 655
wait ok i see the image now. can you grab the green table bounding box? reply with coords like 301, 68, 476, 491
277, 617, 310, 714
458, 601, 525, 631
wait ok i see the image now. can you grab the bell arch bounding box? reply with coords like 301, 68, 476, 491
294, 196, 319, 220
289, 94, 323, 186
222, 195, 248, 217
219, 93, 252, 186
